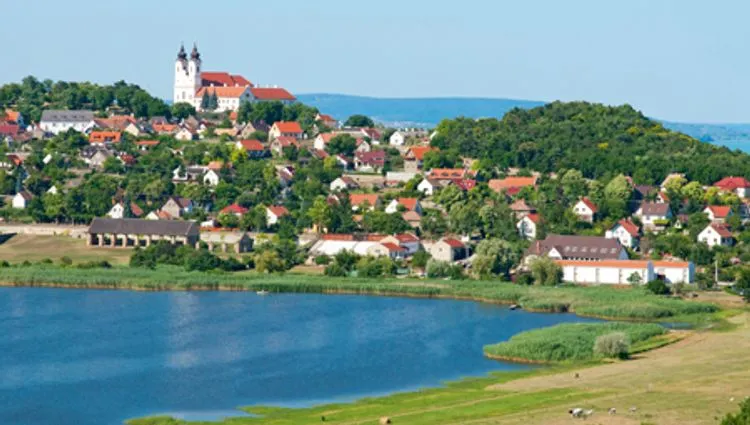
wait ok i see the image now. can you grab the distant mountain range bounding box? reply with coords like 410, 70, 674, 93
297, 93, 750, 147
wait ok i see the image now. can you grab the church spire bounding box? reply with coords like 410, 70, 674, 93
177, 43, 187, 61
190, 43, 201, 61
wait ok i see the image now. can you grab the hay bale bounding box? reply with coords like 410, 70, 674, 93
379, 417, 392, 424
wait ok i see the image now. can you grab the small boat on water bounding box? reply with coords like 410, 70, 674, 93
256, 290, 269, 296
509, 304, 520, 311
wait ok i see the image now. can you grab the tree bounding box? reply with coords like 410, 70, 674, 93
529, 257, 562, 286
308, 196, 332, 233
207, 93, 219, 111
200, 91, 210, 110
594, 332, 630, 359
411, 249, 431, 269
172, 102, 196, 120
344, 114, 374, 128
560, 169, 587, 201
721, 398, 750, 425
472, 239, 520, 279
627, 272, 642, 286
645, 279, 670, 295
254, 250, 286, 273
327, 134, 357, 156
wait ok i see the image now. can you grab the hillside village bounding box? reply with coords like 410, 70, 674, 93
2, 47, 750, 287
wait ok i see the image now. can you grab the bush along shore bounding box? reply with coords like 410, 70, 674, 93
0, 264, 720, 323
483, 322, 669, 364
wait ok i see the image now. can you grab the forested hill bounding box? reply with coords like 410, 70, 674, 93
431, 101, 750, 185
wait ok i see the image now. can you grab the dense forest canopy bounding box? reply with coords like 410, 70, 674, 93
0, 76, 171, 122
431, 101, 750, 185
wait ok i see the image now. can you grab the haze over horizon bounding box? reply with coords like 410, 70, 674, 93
1, 0, 748, 123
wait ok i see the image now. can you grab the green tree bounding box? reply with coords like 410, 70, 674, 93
200, 91, 210, 110
207, 93, 219, 111
411, 249, 431, 269
472, 239, 520, 279
327, 134, 357, 156
172, 102, 196, 120
344, 114, 375, 128
529, 257, 562, 286
722, 399, 750, 425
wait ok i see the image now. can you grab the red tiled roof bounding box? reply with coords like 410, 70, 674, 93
396, 198, 419, 211
135, 140, 160, 147
706, 205, 732, 218
394, 233, 419, 243
201, 72, 253, 87
488, 176, 538, 192
6, 154, 23, 166
4, 110, 20, 123
652, 261, 691, 268
0, 124, 19, 136
361, 128, 381, 140
616, 219, 640, 236
221, 203, 249, 215
95, 115, 136, 130
526, 213, 542, 224
442, 238, 465, 249
381, 242, 406, 252
250, 87, 296, 101
272, 121, 303, 134
579, 197, 598, 213
274, 136, 299, 148
405, 146, 435, 161
195, 86, 249, 98
349, 193, 380, 206
238, 139, 265, 151
152, 123, 177, 133
89, 131, 122, 143
709, 224, 733, 238
317, 114, 335, 122
267, 205, 289, 217
714, 176, 750, 191
431, 168, 468, 179
453, 179, 477, 191
355, 150, 386, 166
207, 161, 224, 171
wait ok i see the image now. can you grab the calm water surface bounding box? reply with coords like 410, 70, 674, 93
0, 288, 600, 425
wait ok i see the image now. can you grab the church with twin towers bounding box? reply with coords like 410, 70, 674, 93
173, 43, 296, 112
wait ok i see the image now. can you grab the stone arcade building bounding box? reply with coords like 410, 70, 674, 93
87, 218, 200, 248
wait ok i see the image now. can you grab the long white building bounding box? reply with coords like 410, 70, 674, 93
556, 260, 694, 285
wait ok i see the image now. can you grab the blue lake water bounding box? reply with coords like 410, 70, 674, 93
0, 288, 601, 425
712, 139, 750, 153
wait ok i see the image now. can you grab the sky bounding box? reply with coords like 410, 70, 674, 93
1, 0, 748, 123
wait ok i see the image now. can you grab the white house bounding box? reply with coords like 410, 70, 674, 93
39, 110, 96, 135
175, 127, 196, 141
557, 260, 654, 285
713, 176, 750, 198
330, 176, 359, 192
389, 130, 426, 146
698, 224, 735, 248
266, 206, 289, 226
417, 178, 444, 196
606, 219, 641, 250
517, 213, 541, 240
385, 198, 422, 215
572, 198, 598, 223
653, 261, 695, 284
379, 233, 421, 255
704, 205, 732, 224
203, 169, 221, 187
106, 202, 143, 219
635, 202, 673, 231
12, 191, 33, 209
195, 86, 253, 112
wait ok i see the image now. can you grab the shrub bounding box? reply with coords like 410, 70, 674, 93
594, 332, 631, 359
324, 263, 347, 277
426, 259, 464, 279
40, 258, 53, 265
721, 398, 750, 425
515, 273, 534, 286
645, 280, 670, 295
0, 260, 9, 268
60, 256, 73, 267
314, 255, 331, 265
529, 257, 562, 286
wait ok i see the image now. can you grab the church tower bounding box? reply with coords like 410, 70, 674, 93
173, 43, 202, 106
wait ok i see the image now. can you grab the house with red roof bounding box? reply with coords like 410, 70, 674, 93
606, 219, 641, 250
270, 136, 300, 155
266, 205, 290, 225
89, 131, 122, 144
220, 203, 249, 217
698, 223, 734, 248
704, 205, 733, 224
380, 233, 421, 255
385, 198, 422, 215
573, 197, 598, 223
354, 150, 386, 173
517, 213, 542, 241
316, 113, 338, 129
195, 86, 253, 112
250, 87, 296, 104
635, 202, 672, 232
714, 177, 750, 198
235, 139, 268, 158
488, 176, 538, 195
424, 238, 468, 262
269, 121, 303, 140
3, 110, 24, 127
403, 146, 435, 172
349, 194, 382, 211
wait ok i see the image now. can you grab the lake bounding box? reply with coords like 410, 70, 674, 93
712, 139, 750, 153
0, 288, 600, 425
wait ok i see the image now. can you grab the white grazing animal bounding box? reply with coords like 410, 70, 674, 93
608, 407, 616, 415
569, 408, 584, 417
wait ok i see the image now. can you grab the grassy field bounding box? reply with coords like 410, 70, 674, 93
0, 234, 132, 264
125, 313, 750, 425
